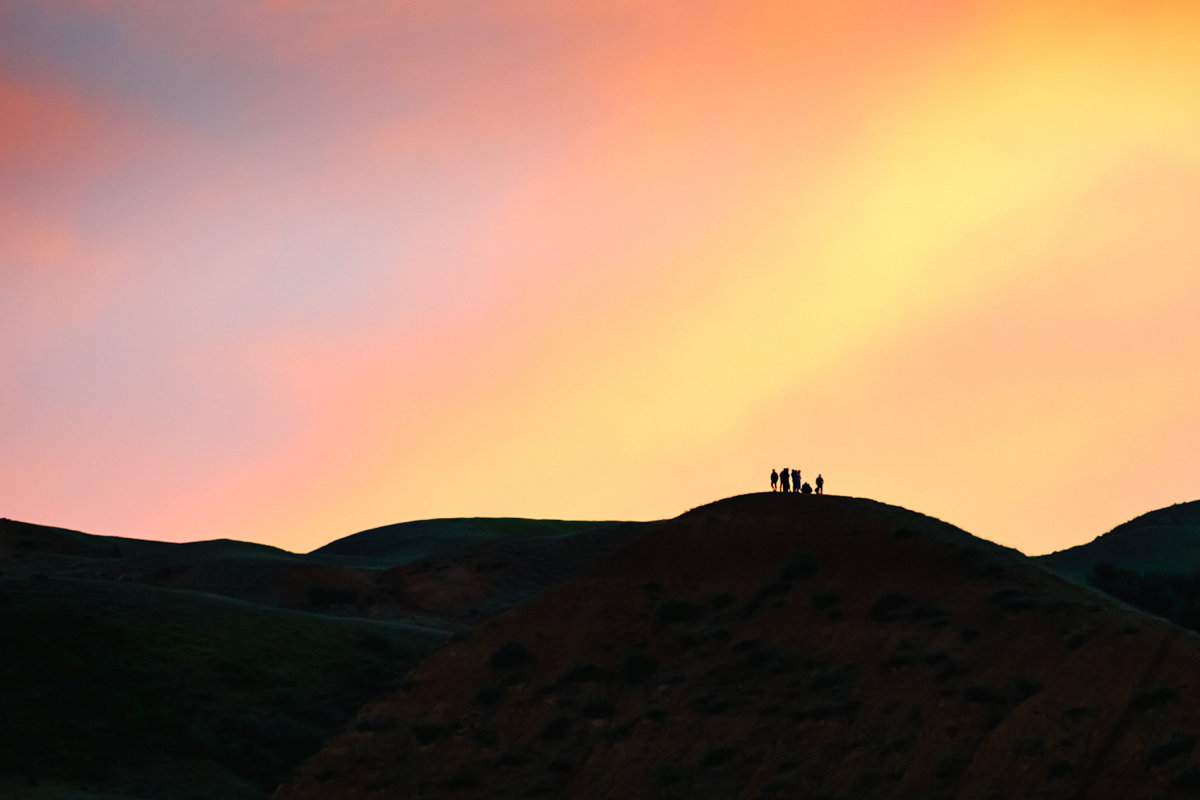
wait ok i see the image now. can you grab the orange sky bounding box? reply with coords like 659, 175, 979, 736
2, 1, 1199, 554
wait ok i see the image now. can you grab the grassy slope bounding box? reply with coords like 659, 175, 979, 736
0, 575, 446, 800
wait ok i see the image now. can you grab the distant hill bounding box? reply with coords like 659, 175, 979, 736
276, 494, 1200, 800
1038, 501, 1200, 637
0, 514, 648, 799
1038, 500, 1200, 582
0, 517, 175, 564
0, 517, 640, 624
312, 518, 623, 565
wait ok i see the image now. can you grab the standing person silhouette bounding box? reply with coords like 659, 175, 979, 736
815, 474, 824, 494
780, 468, 791, 493
770, 469, 778, 491
791, 469, 801, 493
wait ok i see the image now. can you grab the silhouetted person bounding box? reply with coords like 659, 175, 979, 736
780, 468, 791, 493
791, 469, 801, 492
801, 481, 813, 495
770, 469, 778, 491
815, 474, 824, 494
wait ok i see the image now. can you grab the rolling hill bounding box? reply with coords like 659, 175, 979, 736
275, 494, 1200, 800
0, 515, 645, 799
313, 518, 623, 566
1038, 500, 1200, 582
0, 517, 637, 622
11, 497, 1200, 799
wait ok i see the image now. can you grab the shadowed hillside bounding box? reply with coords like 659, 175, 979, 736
0, 576, 445, 799
1039, 501, 1200, 638
0, 516, 647, 799
0, 517, 640, 625
1039, 500, 1200, 582
275, 494, 1200, 800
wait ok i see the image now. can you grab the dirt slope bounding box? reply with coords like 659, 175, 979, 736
275, 493, 1200, 800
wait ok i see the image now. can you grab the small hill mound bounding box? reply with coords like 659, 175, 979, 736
1039, 500, 1200, 582
313, 518, 622, 565
374, 521, 650, 623
275, 493, 1200, 800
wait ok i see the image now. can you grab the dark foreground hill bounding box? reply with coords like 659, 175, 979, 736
275, 494, 1200, 800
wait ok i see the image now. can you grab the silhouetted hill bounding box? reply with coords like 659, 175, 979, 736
0, 517, 641, 624
313, 518, 622, 565
1038, 500, 1200, 582
370, 521, 650, 625
0, 515, 648, 798
1039, 501, 1200, 638
276, 494, 1200, 800
0, 517, 170, 566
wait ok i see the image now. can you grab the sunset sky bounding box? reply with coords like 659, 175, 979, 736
3, 1, 1199, 555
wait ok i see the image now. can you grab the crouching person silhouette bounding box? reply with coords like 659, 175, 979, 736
801, 482, 813, 495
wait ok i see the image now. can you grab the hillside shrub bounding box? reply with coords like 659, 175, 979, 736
558, 662, 611, 684
810, 590, 839, 611
490, 641, 533, 671
867, 591, 913, 623
1171, 765, 1200, 793
710, 593, 736, 610
1149, 732, 1197, 766
779, 560, 818, 582
1131, 685, 1180, 711
582, 700, 616, 719
621, 652, 659, 684
1091, 563, 1200, 634
964, 685, 1006, 705
472, 684, 505, 706
412, 723, 444, 745
700, 746, 738, 769
656, 599, 700, 624
1014, 675, 1043, 701
990, 588, 1032, 613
